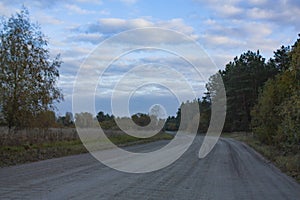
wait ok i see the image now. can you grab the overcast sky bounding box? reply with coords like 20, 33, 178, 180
1, 0, 299, 117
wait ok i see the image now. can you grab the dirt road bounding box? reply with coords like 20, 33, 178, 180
0, 136, 299, 199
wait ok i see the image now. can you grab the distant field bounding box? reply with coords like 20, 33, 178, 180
0, 127, 173, 167
222, 132, 300, 183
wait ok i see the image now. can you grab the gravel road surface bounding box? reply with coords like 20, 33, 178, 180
0, 136, 299, 199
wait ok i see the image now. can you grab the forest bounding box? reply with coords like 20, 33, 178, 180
165, 35, 300, 156
0, 8, 299, 178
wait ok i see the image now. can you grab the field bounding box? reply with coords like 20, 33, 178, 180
0, 127, 173, 167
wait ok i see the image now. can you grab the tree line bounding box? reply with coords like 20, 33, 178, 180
1, 8, 299, 155
0, 8, 176, 132
165, 34, 300, 154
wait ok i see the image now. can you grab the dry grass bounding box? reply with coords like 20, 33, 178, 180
0, 127, 173, 167
0, 127, 79, 146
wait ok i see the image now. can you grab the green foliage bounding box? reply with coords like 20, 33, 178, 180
198, 97, 211, 132
208, 50, 278, 132
251, 34, 300, 153
251, 70, 295, 143
57, 112, 74, 127
0, 7, 63, 129
164, 116, 178, 131
269, 45, 291, 71
164, 97, 211, 133
95, 111, 116, 129
131, 113, 151, 127
290, 34, 300, 72
100, 120, 117, 130
277, 90, 300, 151
96, 111, 114, 122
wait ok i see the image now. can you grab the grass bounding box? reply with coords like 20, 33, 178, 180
222, 132, 300, 183
0, 127, 173, 167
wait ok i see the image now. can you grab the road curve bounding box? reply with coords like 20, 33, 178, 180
0, 136, 299, 199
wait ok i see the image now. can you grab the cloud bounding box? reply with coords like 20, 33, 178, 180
73, 18, 153, 34
34, 11, 64, 25
70, 17, 199, 45
119, 0, 138, 5
65, 4, 96, 15
200, 34, 245, 48
215, 4, 243, 17
0, 2, 16, 16
198, 20, 282, 61
66, 33, 103, 44
0, 0, 64, 9
195, 0, 300, 28
194, 1, 292, 56
71, 48, 212, 108
75, 0, 103, 4
99, 9, 110, 15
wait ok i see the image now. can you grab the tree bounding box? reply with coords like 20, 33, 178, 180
75, 112, 96, 128
57, 112, 74, 127
96, 111, 115, 129
164, 116, 178, 131
96, 111, 114, 122
96, 111, 106, 122
198, 97, 211, 133
268, 45, 291, 71
168, 99, 203, 132
277, 90, 300, 151
0, 7, 63, 129
34, 110, 56, 128
131, 113, 151, 127
251, 34, 300, 150
65, 112, 74, 126
209, 50, 278, 132
251, 65, 298, 145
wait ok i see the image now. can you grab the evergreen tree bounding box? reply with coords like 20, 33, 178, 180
209, 50, 278, 132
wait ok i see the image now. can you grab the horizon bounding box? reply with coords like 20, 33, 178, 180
1, 0, 299, 117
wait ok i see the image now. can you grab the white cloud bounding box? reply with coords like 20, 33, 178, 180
248, 0, 268, 5
71, 17, 198, 44
95, 18, 154, 33
0, 2, 15, 16
66, 33, 103, 44
198, 18, 278, 58
75, 0, 103, 4
247, 8, 273, 20
34, 11, 63, 25
200, 34, 244, 47
156, 18, 195, 36
0, 0, 64, 9
196, 0, 300, 28
119, 0, 138, 4
99, 9, 110, 15
65, 4, 96, 15
241, 21, 273, 38
215, 4, 243, 17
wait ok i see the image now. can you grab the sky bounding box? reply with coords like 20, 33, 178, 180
1, 0, 299, 117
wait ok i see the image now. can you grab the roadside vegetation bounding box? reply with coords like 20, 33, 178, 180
0, 7, 298, 182
0, 127, 172, 167
165, 35, 300, 182
0, 8, 173, 167
222, 132, 299, 183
